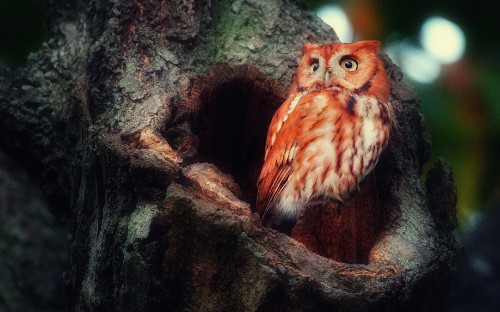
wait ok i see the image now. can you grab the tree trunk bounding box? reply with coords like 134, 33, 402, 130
0, 0, 461, 311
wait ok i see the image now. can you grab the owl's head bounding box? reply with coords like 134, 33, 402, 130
293, 41, 389, 101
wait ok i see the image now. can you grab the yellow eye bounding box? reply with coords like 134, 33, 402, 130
340, 57, 358, 71
310, 60, 320, 73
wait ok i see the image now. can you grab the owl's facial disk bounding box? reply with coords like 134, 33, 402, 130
296, 41, 383, 93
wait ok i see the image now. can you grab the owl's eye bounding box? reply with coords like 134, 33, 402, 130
310, 60, 320, 73
340, 57, 358, 72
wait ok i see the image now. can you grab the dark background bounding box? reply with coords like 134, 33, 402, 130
0, 0, 498, 310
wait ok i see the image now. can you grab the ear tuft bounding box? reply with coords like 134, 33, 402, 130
359, 40, 381, 51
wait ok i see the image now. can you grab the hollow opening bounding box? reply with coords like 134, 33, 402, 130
172, 64, 389, 264
195, 65, 287, 207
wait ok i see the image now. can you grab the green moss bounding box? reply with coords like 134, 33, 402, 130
207, 1, 252, 60
196, 0, 278, 70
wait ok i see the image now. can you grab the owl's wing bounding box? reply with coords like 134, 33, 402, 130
256, 95, 304, 220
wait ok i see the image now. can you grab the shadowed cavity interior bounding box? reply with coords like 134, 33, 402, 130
196, 66, 286, 207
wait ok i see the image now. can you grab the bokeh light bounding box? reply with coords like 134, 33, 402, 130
386, 42, 441, 84
316, 5, 353, 42
420, 16, 466, 64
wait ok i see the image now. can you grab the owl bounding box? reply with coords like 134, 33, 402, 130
256, 41, 391, 228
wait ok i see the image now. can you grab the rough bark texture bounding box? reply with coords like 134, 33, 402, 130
0, 0, 461, 311
0, 148, 69, 312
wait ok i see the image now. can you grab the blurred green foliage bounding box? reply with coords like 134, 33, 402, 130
307, 0, 500, 58
0, 0, 46, 68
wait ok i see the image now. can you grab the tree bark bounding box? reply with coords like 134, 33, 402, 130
0, 0, 461, 311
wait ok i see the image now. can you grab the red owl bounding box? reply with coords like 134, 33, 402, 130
256, 41, 391, 228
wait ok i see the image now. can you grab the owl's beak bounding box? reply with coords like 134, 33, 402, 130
324, 70, 334, 84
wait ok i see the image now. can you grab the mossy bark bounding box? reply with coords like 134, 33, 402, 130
0, 0, 460, 311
